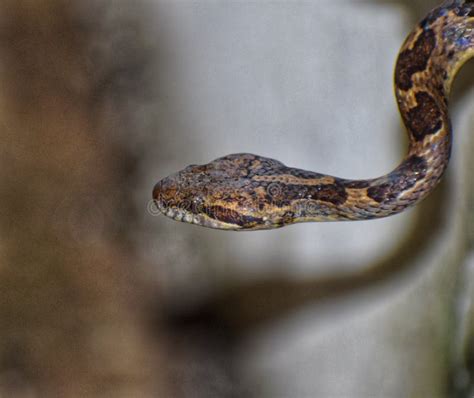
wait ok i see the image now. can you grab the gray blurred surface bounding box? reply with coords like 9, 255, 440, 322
141, 1, 474, 397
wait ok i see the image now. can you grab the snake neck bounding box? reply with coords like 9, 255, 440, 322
398, 2, 474, 151
335, 3, 474, 220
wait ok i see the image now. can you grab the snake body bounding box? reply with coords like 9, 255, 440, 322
153, 0, 474, 231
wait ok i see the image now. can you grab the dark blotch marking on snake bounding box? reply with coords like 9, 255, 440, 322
420, 6, 446, 29
269, 182, 348, 206
282, 168, 325, 179
395, 28, 436, 91
310, 183, 348, 205
367, 155, 427, 203
205, 205, 262, 227
405, 91, 443, 141
454, 3, 474, 17
343, 180, 371, 189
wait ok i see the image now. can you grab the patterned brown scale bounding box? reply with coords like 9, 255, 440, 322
153, 1, 474, 230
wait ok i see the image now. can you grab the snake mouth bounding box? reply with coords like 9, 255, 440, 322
152, 182, 190, 221
152, 182, 243, 230
155, 202, 246, 230
160, 205, 197, 224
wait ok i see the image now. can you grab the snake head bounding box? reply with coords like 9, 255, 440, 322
152, 153, 293, 230
152, 164, 223, 228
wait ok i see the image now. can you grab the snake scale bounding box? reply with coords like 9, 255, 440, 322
153, 0, 474, 231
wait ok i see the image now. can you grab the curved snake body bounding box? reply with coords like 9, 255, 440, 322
153, 0, 474, 230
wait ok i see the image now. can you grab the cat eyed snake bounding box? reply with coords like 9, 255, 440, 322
153, 1, 474, 231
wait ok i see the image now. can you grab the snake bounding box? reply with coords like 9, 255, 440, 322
152, 0, 474, 231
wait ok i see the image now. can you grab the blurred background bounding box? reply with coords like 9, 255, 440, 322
0, 0, 473, 397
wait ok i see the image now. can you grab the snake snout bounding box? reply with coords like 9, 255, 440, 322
152, 180, 167, 214
152, 180, 163, 201
152, 175, 181, 209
